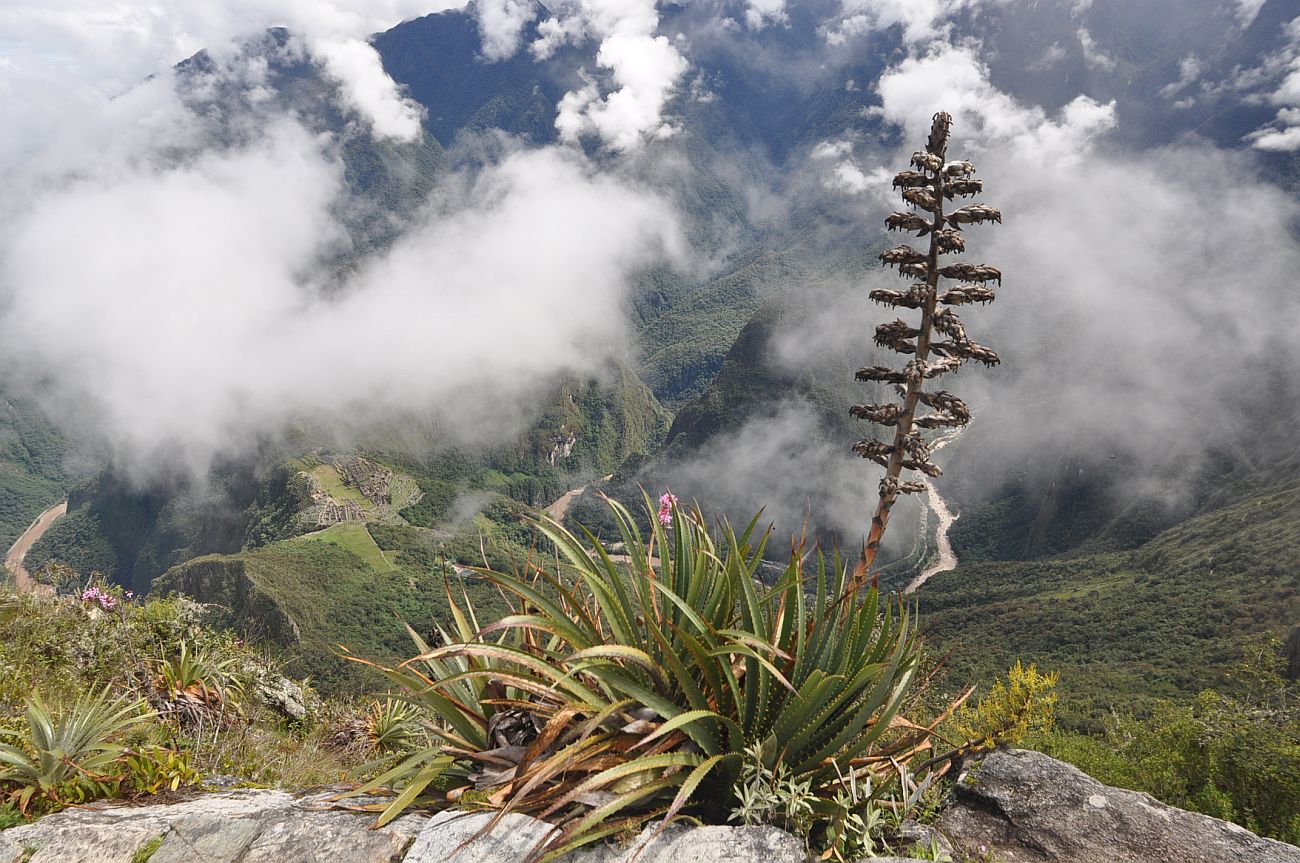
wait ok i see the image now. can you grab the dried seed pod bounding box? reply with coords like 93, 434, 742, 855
934, 228, 965, 253
892, 170, 930, 189
918, 390, 971, 421
939, 263, 1002, 284
946, 339, 1000, 367
850, 403, 903, 425
899, 480, 928, 494
964, 341, 1001, 367
944, 178, 983, 199
869, 283, 929, 309
910, 151, 944, 173
944, 160, 976, 177
900, 433, 933, 462
902, 188, 939, 211
905, 357, 963, 381
875, 320, 921, 353
853, 439, 894, 465
927, 111, 952, 157
932, 308, 966, 340
885, 212, 931, 233
914, 412, 965, 429
856, 366, 908, 384
902, 458, 943, 477
900, 261, 929, 279
939, 285, 996, 305
946, 203, 1002, 225
880, 245, 927, 268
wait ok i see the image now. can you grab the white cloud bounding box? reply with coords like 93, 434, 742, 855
0, 92, 683, 478
311, 37, 424, 140
544, 1, 689, 151
1028, 41, 1067, 71
874, 43, 1116, 167
744, 0, 788, 30
1159, 54, 1202, 99
1077, 27, 1115, 71
825, 0, 976, 47
811, 139, 854, 159
0, 0, 468, 160
1232, 17, 1300, 150
1230, 0, 1266, 28
476, 0, 537, 61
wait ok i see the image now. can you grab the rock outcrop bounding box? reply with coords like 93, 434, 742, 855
406, 811, 807, 863
4, 751, 1298, 863
152, 556, 301, 646
938, 748, 1300, 863
0, 789, 425, 863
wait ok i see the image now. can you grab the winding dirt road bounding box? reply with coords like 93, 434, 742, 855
904, 433, 961, 594
4, 501, 65, 596
545, 475, 613, 523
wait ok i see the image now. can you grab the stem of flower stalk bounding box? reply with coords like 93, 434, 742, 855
852, 171, 945, 588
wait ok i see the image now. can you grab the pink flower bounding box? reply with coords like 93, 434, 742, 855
657, 492, 678, 527
80, 586, 117, 610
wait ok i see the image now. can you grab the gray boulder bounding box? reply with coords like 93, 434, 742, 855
938, 748, 1300, 863
404, 810, 808, 863
0, 788, 425, 863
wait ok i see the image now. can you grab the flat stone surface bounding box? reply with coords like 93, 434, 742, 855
404, 811, 807, 863
1, 788, 425, 863
938, 748, 1300, 863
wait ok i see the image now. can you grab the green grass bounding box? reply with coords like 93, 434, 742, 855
920, 480, 1300, 731
290, 523, 394, 572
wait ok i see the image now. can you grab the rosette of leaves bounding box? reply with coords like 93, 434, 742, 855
852, 111, 1002, 584
0, 687, 152, 812
341, 496, 935, 861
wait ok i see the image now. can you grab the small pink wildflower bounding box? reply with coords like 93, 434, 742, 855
80, 586, 117, 610
657, 492, 678, 527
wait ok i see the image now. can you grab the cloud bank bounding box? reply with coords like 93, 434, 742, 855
0, 75, 681, 480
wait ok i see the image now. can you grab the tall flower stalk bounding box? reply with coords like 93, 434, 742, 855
851, 112, 1002, 586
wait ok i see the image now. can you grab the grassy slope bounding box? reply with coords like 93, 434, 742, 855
920, 480, 1300, 730
158, 517, 526, 694
289, 522, 394, 572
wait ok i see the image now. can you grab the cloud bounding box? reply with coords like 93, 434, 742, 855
1230, 0, 1267, 28
0, 0, 468, 160
1216, 16, 1300, 149
1159, 55, 1202, 99
663, 403, 921, 559
1076, 27, 1115, 71
476, 0, 538, 61
873, 43, 1116, 167
0, 99, 683, 480
824, 0, 995, 48
744, 0, 788, 31
1028, 41, 1067, 71
542, 1, 690, 151
311, 37, 424, 139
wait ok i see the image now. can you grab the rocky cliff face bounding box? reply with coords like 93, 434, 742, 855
4, 750, 1297, 863
152, 555, 301, 646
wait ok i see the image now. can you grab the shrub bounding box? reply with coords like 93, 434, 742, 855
0, 687, 152, 812
952, 661, 1059, 751
345, 496, 933, 860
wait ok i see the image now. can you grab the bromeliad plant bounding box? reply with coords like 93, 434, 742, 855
852, 111, 1002, 585
343, 496, 939, 860
0, 687, 152, 813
